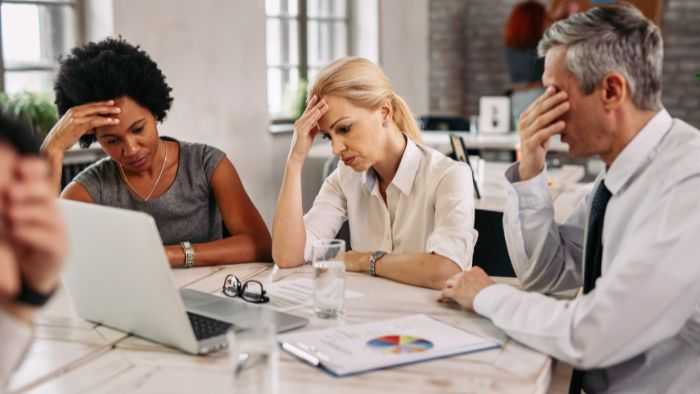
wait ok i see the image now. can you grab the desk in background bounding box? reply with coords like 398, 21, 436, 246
308, 131, 569, 163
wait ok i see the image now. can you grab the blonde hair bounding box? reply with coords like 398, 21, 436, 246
309, 57, 422, 143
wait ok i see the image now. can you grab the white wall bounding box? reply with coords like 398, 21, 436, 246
110, 0, 290, 226
379, 0, 430, 117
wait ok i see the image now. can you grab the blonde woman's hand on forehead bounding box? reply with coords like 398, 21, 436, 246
288, 95, 328, 164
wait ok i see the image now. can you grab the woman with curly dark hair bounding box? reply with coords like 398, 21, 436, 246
40, 37, 272, 267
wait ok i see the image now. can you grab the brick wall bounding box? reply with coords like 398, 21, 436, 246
660, 0, 700, 127
429, 0, 700, 128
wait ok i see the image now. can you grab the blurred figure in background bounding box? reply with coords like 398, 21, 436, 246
1, 113, 67, 390
504, 1, 548, 129
549, 0, 590, 22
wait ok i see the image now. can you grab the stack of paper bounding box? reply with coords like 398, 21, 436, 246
278, 314, 501, 376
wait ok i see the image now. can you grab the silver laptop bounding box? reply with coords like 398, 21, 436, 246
59, 200, 308, 355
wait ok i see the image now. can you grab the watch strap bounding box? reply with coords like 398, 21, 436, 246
369, 251, 387, 277
181, 241, 194, 268
16, 277, 56, 307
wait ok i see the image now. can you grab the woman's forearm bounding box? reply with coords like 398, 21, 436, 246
166, 233, 271, 267
271, 159, 307, 267
40, 147, 64, 195
349, 252, 462, 290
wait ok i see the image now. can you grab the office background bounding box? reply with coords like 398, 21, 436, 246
1, 0, 698, 228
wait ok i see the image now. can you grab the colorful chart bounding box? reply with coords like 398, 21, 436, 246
366, 335, 434, 354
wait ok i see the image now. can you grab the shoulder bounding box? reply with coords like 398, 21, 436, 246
652, 119, 700, 186
177, 139, 227, 179
71, 156, 119, 202
178, 140, 225, 159
417, 143, 469, 179
73, 156, 117, 184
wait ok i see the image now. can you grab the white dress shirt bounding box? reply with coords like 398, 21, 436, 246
475, 110, 700, 393
0, 311, 33, 391
304, 138, 477, 269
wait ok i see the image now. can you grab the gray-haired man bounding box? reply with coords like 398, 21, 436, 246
441, 5, 700, 393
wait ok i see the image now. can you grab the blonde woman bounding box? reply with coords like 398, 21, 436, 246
273, 57, 477, 289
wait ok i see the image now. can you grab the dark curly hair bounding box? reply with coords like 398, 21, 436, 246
0, 111, 39, 155
54, 37, 173, 148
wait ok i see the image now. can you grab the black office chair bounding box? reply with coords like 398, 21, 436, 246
60, 150, 106, 190
472, 209, 516, 277
419, 115, 469, 131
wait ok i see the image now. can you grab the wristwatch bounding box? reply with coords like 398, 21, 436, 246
16, 279, 56, 307
181, 241, 195, 268
368, 251, 387, 277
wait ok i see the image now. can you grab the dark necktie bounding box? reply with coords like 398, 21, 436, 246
569, 181, 612, 394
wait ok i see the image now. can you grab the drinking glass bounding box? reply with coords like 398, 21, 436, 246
311, 239, 346, 319
227, 310, 279, 394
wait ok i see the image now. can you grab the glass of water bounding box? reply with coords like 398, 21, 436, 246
311, 239, 346, 319
227, 310, 279, 394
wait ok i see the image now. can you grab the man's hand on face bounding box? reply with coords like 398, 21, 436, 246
6, 157, 67, 295
0, 143, 20, 301
0, 143, 67, 322
517, 87, 569, 181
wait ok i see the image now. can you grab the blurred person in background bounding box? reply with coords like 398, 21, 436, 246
504, 1, 548, 129
1, 113, 67, 390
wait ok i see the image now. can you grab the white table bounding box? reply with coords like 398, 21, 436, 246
9, 264, 570, 394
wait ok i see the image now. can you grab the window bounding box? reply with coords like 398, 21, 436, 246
266, 0, 350, 121
0, 0, 80, 95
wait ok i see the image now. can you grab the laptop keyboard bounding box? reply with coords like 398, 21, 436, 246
187, 312, 232, 340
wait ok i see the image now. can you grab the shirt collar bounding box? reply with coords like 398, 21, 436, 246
604, 109, 672, 195
362, 137, 422, 196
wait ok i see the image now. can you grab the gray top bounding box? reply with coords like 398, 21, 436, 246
73, 137, 226, 245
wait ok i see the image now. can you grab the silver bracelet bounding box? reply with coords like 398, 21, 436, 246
181, 241, 194, 268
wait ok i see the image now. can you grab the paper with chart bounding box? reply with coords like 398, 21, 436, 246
278, 314, 501, 376
265, 278, 363, 312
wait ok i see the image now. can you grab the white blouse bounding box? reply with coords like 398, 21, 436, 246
303, 138, 477, 269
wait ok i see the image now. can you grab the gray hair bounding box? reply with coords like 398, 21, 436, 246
538, 4, 663, 111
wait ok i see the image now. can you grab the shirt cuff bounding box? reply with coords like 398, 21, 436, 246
473, 283, 520, 318
504, 162, 552, 208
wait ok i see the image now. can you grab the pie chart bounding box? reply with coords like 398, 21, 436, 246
366, 335, 434, 354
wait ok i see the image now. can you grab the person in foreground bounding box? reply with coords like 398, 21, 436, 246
41, 37, 271, 268
0, 113, 67, 390
272, 57, 477, 289
441, 5, 700, 393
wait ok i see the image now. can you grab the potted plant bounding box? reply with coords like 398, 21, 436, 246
0, 91, 58, 141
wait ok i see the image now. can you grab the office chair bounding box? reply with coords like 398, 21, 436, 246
472, 209, 516, 277
419, 115, 469, 131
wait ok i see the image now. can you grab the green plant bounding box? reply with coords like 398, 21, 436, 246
0, 91, 58, 140
283, 79, 308, 120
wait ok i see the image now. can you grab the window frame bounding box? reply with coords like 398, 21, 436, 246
0, 0, 83, 93
266, 0, 353, 123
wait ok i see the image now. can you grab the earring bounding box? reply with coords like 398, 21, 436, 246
382, 120, 388, 128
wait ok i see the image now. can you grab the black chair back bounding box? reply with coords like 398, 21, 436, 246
473, 209, 516, 277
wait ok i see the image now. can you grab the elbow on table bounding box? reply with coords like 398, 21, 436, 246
427, 256, 462, 290
272, 246, 305, 269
